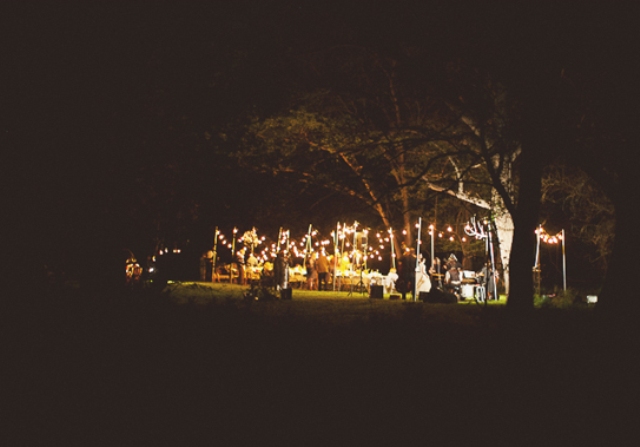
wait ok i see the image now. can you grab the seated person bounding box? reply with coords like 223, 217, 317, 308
385, 268, 399, 294
443, 254, 462, 299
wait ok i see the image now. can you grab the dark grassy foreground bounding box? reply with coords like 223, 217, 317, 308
4, 284, 640, 446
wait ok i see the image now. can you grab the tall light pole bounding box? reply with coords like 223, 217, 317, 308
212, 226, 219, 281
414, 217, 422, 302
562, 229, 567, 291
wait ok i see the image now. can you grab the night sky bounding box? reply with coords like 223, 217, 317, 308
3, 1, 637, 282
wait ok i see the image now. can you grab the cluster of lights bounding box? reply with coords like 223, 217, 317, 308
429, 224, 468, 243
535, 227, 563, 244
161, 219, 480, 266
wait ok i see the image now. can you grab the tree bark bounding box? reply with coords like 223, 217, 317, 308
507, 144, 544, 312
596, 185, 640, 315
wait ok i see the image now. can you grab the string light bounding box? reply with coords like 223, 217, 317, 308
536, 227, 563, 244
214, 220, 472, 266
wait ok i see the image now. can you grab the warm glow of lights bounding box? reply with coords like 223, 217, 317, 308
537, 226, 564, 245
447, 226, 453, 232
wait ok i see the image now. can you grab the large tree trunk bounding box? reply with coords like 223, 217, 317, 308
493, 208, 514, 294
596, 186, 640, 315
507, 146, 544, 312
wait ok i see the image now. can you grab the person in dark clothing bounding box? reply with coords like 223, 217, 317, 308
398, 248, 417, 300
273, 250, 289, 290
236, 247, 247, 285
304, 255, 317, 290
199, 251, 213, 281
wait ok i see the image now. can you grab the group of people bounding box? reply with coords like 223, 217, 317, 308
394, 249, 433, 300
395, 249, 499, 301
209, 247, 334, 291
268, 249, 332, 291
204, 244, 498, 301
235, 246, 260, 286
302, 250, 331, 290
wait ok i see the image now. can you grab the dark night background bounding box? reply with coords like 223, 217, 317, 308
4, 1, 401, 278
3, 2, 640, 445
3, 1, 637, 287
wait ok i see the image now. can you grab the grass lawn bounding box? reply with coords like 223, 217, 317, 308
5, 281, 637, 446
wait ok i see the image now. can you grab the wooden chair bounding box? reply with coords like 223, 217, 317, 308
214, 263, 239, 283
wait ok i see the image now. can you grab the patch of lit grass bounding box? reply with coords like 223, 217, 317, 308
160, 282, 510, 327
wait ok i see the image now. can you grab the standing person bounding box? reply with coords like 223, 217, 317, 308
273, 250, 290, 295
236, 247, 247, 285
304, 255, 317, 290
246, 251, 258, 283
415, 253, 432, 293
480, 263, 499, 300
199, 251, 213, 281
316, 250, 330, 291
247, 252, 258, 268
399, 248, 417, 300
